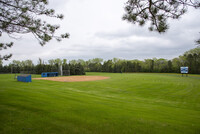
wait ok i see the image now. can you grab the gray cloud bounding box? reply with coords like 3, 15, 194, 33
2, 0, 200, 65
93, 7, 200, 60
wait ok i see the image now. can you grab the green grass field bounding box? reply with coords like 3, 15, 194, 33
0, 72, 200, 134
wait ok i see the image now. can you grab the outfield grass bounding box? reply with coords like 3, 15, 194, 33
0, 72, 200, 134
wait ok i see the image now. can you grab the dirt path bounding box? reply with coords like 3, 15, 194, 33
33, 76, 110, 82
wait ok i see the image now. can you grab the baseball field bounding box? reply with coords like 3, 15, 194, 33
0, 72, 200, 134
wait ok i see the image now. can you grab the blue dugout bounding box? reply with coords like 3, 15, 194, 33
41, 72, 58, 77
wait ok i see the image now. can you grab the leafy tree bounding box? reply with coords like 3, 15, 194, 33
112, 58, 121, 73
0, 0, 69, 60
63, 59, 67, 66
172, 58, 182, 72
35, 58, 44, 74
183, 47, 200, 73
0, 59, 2, 73
143, 59, 154, 72
69, 64, 75, 75
54, 58, 62, 66
90, 58, 103, 64
102, 60, 113, 72
88, 58, 103, 72
48, 59, 55, 66
184, 47, 200, 55
74, 63, 85, 75
153, 58, 168, 72
48, 58, 63, 73
69, 60, 77, 65
38, 58, 43, 65
167, 60, 173, 72
0, 59, 2, 66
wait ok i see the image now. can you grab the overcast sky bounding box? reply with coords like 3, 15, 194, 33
1, 0, 200, 65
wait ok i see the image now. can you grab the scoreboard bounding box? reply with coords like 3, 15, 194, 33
180, 67, 188, 74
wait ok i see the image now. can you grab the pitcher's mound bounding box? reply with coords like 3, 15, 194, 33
33, 76, 110, 82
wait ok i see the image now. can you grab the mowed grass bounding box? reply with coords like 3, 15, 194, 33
0, 73, 200, 134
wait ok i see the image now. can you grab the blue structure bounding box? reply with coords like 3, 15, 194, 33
17, 74, 32, 82
41, 72, 58, 77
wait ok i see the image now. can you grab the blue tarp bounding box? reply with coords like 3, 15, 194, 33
17, 75, 32, 82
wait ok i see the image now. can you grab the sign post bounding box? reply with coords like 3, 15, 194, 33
180, 67, 188, 77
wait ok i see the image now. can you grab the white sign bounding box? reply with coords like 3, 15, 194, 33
180, 67, 188, 74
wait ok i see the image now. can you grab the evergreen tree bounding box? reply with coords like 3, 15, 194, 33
123, 0, 200, 43
0, 0, 69, 60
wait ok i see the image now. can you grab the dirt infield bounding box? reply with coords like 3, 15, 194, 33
33, 76, 110, 82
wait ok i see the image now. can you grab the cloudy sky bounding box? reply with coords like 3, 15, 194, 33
1, 0, 200, 65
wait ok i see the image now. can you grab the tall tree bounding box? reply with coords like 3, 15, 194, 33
54, 58, 62, 66
70, 60, 77, 65
0, 59, 2, 66
48, 59, 55, 66
63, 59, 67, 65
0, 0, 69, 60
183, 47, 200, 73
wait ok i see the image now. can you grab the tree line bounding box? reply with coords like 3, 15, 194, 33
0, 47, 200, 74
0, 58, 85, 75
